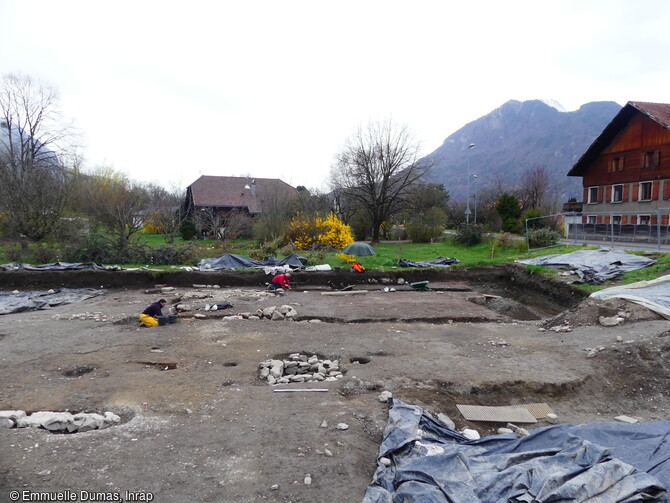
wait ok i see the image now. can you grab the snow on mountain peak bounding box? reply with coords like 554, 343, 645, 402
541, 99, 568, 112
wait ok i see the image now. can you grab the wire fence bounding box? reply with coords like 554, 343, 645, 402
525, 209, 670, 252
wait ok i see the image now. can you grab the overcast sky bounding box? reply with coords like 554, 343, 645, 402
2, 0, 670, 191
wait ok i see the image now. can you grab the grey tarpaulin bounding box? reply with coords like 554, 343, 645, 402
197, 253, 306, 271
517, 248, 656, 284
590, 274, 670, 319
0, 262, 122, 271
397, 257, 460, 268
0, 288, 104, 315
362, 399, 669, 503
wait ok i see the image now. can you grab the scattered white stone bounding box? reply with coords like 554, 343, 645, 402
437, 413, 456, 430
337, 423, 349, 430
397, 278, 405, 285
549, 325, 572, 333
615, 415, 639, 424
461, 428, 480, 440
497, 427, 514, 434
320, 420, 328, 428
0, 410, 26, 421
616, 336, 623, 342
194, 314, 206, 319
380, 457, 392, 466
378, 391, 393, 403
270, 484, 279, 490
304, 474, 312, 485
324, 448, 333, 457
538, 328, 546, 332
599, 315, 624, 327
161, 287, 176, 292
308, 319, 322, 324
0, 418, 14, 428
545, 413, 559, 424
586, 345, 605, 358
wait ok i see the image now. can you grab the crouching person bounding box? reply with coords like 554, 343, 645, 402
268, 272, 292, 293
139, 299, 167, 327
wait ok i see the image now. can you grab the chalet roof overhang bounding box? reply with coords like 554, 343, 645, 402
568, 101, 670, 177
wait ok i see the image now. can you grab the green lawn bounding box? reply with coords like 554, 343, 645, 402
2, 234, 669, 291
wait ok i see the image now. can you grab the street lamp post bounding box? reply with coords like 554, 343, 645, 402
465, 143, 475, 224
473, 174, 478, 224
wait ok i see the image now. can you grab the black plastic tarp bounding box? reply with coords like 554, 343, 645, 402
362, 399, 670, 502
0, 262, 121, 271
517, 248, 656, 284
397, 257, 460, 268
0, 288, 104, 315
197, 253, 306, 271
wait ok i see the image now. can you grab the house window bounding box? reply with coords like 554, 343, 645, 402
608, 157, 624, 172
611, 184, 623, 203
642, 150, 660, 168
587, 186, 598, 204
638, 214, 651, 225
639, 181, 653, 201
612, 215, 622, 225
587, 215, 596, 224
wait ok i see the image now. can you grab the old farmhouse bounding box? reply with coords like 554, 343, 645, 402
184, 175, 298, 218
568, 101, 670, 241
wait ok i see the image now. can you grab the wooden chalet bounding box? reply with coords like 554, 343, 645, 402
568, 101, 670, 227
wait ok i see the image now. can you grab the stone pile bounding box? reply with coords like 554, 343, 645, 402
0, 410, 121, 433
256, 305, 298, 321
259, 353, 342, 385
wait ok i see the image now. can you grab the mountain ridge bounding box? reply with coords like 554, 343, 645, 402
421, 99, 622, 201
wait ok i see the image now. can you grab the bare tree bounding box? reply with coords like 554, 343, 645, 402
145, 183, 188, 244
79, 167, 149, 245
330, 120, 429, 243
518, 165, 552, 210
0, 74, 75, 240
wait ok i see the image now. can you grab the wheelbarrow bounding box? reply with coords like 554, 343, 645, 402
409, 281, 430, 291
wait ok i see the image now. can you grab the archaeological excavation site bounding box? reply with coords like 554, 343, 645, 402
2, 264, 670, 502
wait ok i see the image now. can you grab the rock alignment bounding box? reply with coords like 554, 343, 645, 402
0, 410, 121, 433
259, 353, 343, 385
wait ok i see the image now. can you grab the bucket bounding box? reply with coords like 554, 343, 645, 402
167, 315, 178, 324
156, 315, 168, 326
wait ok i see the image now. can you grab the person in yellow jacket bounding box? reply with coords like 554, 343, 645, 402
139, 299, 166, 327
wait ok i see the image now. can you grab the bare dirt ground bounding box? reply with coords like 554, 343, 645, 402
1, 265, 669, 502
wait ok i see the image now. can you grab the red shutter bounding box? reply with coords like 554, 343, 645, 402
652, 180, 660, 200
663, 215, 669, 225
583, 187, 588, 203
604, 215, 610, 224
664, 181, 670, 200
623, 184, 630, 202
582, 215, 587, 224
606, 186, 612, 203
632, 183, 639, 201
598, 187, 604, 203
652, 214, 658, 225
654, 150, 661, 167
622, 216, 628, 224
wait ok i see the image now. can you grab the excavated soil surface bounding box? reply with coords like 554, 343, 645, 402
1, 264, 669, 502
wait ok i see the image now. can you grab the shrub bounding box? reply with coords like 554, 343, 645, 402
455, 224, 483, 246
179, 219, 197, 241
527, 228, 562, 248
522, 208, 544, 229
502, 217, 522, 233
287, 212, 354, 250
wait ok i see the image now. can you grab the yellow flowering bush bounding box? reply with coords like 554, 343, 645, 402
287, 212, 354, 250
335, 253, 357, 264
